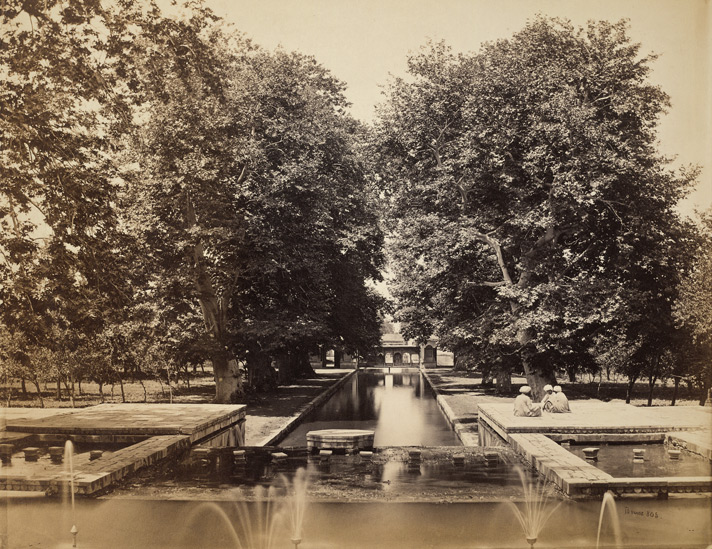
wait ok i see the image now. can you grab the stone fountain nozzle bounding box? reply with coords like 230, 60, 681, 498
70, 524, 78, 547
291, 537, 302, 548
526, 536, 537, 548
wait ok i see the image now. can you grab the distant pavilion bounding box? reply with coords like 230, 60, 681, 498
374, 333, 438, 367
318, 334, 439, 368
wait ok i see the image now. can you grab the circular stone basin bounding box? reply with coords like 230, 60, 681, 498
306, 429, 375, 453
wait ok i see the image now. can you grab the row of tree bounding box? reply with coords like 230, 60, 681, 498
0, 0, 385, 404
2, 5, 709, 406
374, 18, 711, 404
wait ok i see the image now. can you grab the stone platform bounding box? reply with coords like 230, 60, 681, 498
478, 401, 712, 498
307, 428, 375, 453
0, 404, 246, 495
478, 401, 710, 442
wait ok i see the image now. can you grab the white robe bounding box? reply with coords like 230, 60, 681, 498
549, 391, 571, 413
513, 394, 542, 417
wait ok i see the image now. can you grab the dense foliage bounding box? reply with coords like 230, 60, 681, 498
0, 0, 384, 404
673, 208, 712, 404
375, 18, 699, 398
1, 6, 706, 407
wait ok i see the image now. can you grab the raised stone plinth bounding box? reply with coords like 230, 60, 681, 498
0, 404, 246, 495
306, 429, 374, 454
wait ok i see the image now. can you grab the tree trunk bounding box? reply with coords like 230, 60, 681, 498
20, 378, 27, 397
566, 365, 577, 383
295, 348, 315, 378
699, 382, 710, 406
495, 362, 512, 394
212, 351, 242, 403
138, 378, 147, 402
320, 346, 328, 369
334, 350, 342, 369
671, 376, 680, 406
276, 352, 292, 385
56, 376, 61, 400
247, 350, 277, 392
184, 191, 243, 403
518, 331, 554, 401
32, 377, 44, 408
647, 375, 657, 407
625, 375, 638, 404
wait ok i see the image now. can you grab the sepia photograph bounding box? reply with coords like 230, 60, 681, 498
0, 0, 710, 547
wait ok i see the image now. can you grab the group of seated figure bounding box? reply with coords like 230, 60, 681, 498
513, 384, 570, 417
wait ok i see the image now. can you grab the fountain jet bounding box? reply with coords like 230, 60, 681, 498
507, 467, 561, 548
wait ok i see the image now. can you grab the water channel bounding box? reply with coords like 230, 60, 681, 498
280, 369, 461, 447
568, 442, 712, 478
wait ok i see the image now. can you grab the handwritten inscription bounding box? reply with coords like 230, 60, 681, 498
624, 507, 661, 519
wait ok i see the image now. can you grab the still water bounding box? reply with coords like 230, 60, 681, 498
280, 369, 461, 447
568, 443, 712, 478
7, 496, 712, 548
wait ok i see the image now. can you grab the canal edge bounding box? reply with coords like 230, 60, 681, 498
256, 369, 358, 447
421, 370, 479, 447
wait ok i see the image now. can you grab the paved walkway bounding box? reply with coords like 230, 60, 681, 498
425, 369, 712, 498
425, 369, 711, 445
423, 369, 516, 445
244, 369, 355, 445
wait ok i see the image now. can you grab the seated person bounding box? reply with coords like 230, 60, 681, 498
549, 385, 571, 413
540, 384, 554, 412
513, 386, 542, 417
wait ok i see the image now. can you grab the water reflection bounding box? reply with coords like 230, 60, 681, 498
568, 443, 712, 477
280, 371, 460, 447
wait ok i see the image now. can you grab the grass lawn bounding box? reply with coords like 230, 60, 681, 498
1, 371, 217, 408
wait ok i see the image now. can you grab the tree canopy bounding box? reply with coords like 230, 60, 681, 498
375, 17, 698, 398
1, 0, 385, 403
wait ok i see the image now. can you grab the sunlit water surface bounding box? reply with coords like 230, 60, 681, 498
568, 443, 712, 477
281, 369, 461, 447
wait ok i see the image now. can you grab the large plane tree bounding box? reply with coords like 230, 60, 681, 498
375, 18, 697, 398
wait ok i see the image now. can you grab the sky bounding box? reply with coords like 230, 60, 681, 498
206, 0, 711, 215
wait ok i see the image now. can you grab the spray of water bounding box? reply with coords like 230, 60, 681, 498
185, 485, 285, 549
185, 502, 245, 548
506, 467, 561, 548
596, 491, 622, 549
280, 467, 309, 547
64, 440, 78, 548
233, 485, 283, 549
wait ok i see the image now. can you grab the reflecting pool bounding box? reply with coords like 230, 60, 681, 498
281, 369, 460, 447
568, 443, 712, 478
3, 494, 711, 548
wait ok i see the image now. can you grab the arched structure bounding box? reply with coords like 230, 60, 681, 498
366, 334, 438, 368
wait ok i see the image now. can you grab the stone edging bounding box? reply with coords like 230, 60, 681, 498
257, 370, 358, 447
421, 371, 479, 447
666, 431, 712, 461
508, 432, 712, 498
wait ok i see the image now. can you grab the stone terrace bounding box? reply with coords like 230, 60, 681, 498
4, 403, 246, 443
478, 401, 711, 441
478, 401, 711, 498
0, 403, 245, 494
